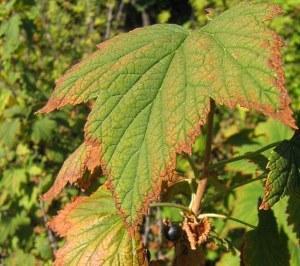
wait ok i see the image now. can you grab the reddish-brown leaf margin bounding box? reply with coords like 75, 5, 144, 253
210, 4, 296, 129
43, 142, 101, 201
88, 103, 210, 231
48, 190, 147, 266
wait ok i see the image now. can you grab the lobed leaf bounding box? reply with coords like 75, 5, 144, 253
49, 185, 146, 266
40, 3, 296, 228
260, 132, 300, 210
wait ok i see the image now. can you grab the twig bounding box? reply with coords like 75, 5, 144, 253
142, 10, 150, 26
143, 214, 151, 246
39, 199, 58, 253
115, 0, 125, 22
197, 213, 256, 229
104, 4, 114, 40
208, 141, 281, 170
222, 0, 228, 9
157, 207, 163, 259
230, 173, 266, 191
191, 99, 215, 215
150, 202, 193, 214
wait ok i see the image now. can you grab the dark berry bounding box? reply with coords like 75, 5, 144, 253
166, 224, 181, 241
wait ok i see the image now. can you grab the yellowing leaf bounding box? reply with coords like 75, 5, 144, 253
49, 186, 146, 266
43, 143, 101, 201
260, 132, 300, 210
40, 2, 296, 228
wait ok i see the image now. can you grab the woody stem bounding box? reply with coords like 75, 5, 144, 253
191, 99, 215, 215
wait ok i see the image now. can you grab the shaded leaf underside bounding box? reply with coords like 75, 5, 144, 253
242, 209, 290, 266
41, 2, 296, 229
260, 133, 300, 210
49, 186, 145, 266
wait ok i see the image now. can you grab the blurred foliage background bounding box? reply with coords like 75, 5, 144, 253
0, 0, 299, 265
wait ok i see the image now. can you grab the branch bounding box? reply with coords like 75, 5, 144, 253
191, 99, 215, 215
150, 202, 193, 214
104, 4, 114, 40
208, 141, 281, 170
197, 213, 256, 229
142, 10, 150, 26
39, 199, 58, 253
116, 0, 125, 22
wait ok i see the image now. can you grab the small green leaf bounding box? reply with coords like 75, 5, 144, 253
242, 209, 290, 266
0, 119, 21, 147
0, 213, 30, 244
31, 117, 57, 143
49, 185, 146, 266
217, 252, 239, 266
260, 132, 300, 210
0, 169, 27, 197
1, 14, 21, 57
4, 249, 35, 266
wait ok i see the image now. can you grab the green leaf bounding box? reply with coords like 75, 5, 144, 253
0, 169, 27, 197
40, 2, 296, 227
4, 249, 35, 266
260, 132, 300, 210
287, 195, 300, 242
228, 181, 263, 229
1, 14, 21, 57
216, 252, 239, 266
0, 119, 21, 147
49, 185, 145, 266
273, 197, 300, 266
242, 209, 290, 266
34, 233, 53, 260
0, 88, 13, 116
0, 213, 30, 244
226, 119, 293, 175
255, 119, 294, 147
31, 117, 57, 143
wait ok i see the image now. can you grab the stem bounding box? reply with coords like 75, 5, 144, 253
39, 199, 58, 253
208, 141, 281, 170
230, 173, 266, 191
104, 4, 114, 40
150, 202, 192, 214
191, 99, 215, 215
184, 154, 199, 178
221, 0, 228, 9
197, 213, 256, 229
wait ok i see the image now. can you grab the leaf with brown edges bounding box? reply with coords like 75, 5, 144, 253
260, 132, 300, 210
43, 143, 101, 201
40, 2, 296, 228
49, 185, 146, 266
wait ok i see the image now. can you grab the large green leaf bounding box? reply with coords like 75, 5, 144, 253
49, 185, 145, 266
241, 209, 290, 266
228, 181, 263, 229
41, 2, 295, 227
260, 132, 300, 210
